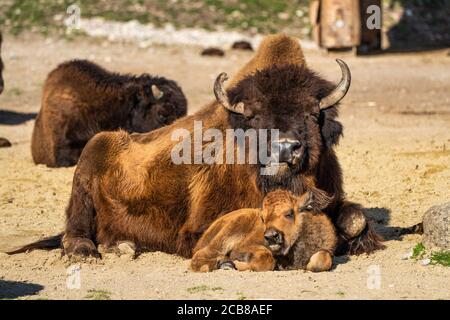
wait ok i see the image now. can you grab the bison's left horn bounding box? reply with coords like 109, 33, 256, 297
319, 59, 351, 110
151, 85, 164, 100
214, 72, 245, 114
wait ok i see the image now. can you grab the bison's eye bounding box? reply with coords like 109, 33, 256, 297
299, 204, 313, 213
306, 112, 319, 123
284, 209, 295, 220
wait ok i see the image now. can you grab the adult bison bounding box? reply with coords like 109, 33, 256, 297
0, 31, 4, 94
0, 31, 12, 149
11, 34, 383, 258
31, 59, 187, 167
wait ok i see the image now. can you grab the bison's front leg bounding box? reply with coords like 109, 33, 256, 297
63, 170, 100, 259
335, 201, 385, 255
176, 226, 203, 258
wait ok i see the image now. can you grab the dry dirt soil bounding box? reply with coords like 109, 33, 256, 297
0, 34, 449, 300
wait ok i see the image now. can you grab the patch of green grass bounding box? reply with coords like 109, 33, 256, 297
430, 251, 450, 267
9, 87, 23, 96
412, 242, 426, 259
84, 289, 111, 300
186, 285, 223, 294
0, 0, 311, 36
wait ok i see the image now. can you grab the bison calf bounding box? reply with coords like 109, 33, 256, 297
190, 189, 336, 272
31, 59, 187, 167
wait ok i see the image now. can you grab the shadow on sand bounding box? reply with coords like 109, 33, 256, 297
0, 280, 44, 299
0, 109, 37, 125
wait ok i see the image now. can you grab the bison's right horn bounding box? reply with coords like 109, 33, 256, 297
214, 72, 245, 114
319, 59, 351, 110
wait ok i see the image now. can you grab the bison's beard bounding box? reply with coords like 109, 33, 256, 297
258, 147, 309, 194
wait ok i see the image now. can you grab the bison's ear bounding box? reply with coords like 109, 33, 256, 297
302, 188, 333, 213
319, 107, 343, 149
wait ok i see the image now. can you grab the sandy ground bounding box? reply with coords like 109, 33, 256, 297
0, 33, 449, 300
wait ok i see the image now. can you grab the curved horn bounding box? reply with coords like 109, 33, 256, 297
214, 72, 245, 114
319, 59, 351, 110
151, 85, 164, 100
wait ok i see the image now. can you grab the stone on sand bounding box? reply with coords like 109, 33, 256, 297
422, 202, 450, 250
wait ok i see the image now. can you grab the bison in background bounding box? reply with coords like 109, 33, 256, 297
0, 31, 4, 94
0, 31, 12, 149
31, 59, 187, 167
9, 34, 383, 259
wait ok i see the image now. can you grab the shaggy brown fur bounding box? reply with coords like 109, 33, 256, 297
191, 189, 335, 272
10, 34, 383, 259
229, 34, 306, 87
31, 59, 187, 167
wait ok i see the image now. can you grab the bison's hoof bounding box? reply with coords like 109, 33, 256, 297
117, 241, 137, 255
63, 237, 100, 260
218, 260, 236, 270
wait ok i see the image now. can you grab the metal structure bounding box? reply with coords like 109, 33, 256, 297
310, 0, 382, 53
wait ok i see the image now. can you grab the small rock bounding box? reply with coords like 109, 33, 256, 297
0, 137, 12, 148
201, 47, 225, 57
421, 258, 431, 266
277, 12, 290, 20
422, 202, 450, 250
401, 251, 413, 260
231, 41, 253, 51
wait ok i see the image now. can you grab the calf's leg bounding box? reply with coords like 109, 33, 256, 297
306, 250, 333, 272
232, 246, 275, 272
190, 247, 225, 272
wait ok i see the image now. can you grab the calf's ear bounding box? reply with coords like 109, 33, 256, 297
319, 107, 343, 149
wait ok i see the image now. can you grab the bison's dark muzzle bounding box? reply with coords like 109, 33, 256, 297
273, 139, 303, 165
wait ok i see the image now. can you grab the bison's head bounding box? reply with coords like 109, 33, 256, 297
215, 60, 350, 185
0, 32, 4, 94
129, 78, 187, 132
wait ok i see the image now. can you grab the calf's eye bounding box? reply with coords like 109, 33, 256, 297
285, 209, 294, 219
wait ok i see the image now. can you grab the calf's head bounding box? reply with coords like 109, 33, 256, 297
0, 32, 4, 94
262, 189, 331, 256
130, 79, 187, 132
215, 60, 350, 182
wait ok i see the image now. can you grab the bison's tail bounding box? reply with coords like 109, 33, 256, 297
398, 222, 423, 235
6, 233, 63, 255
